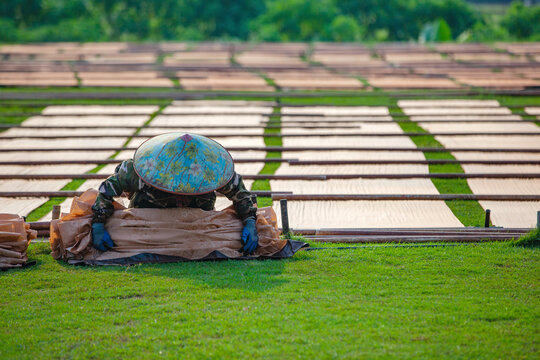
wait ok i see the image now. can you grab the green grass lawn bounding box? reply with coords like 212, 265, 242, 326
1, 90, 540, 358
0, 242, 538, 359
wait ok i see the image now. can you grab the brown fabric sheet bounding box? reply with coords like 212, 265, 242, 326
0, 213, 36, 269
50, 190, 300, 265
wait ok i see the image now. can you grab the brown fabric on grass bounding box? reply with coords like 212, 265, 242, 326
0, 213, 36, 269
50, 189, 286, 263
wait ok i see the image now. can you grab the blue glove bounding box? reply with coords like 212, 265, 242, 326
91, 222, 115, 252
241, 218, 259, 254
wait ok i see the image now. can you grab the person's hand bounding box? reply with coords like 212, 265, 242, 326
241, 218, 259, 254
91, 222, 115, 252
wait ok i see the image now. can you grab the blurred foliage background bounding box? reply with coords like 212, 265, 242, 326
0, 0, 539, 43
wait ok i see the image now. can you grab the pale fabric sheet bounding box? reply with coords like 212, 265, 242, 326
273, 78, 362, 90
139, 127, 264, 136
233, 163, 265, 176
162, 106, 273, 115
272, 201, 463, 229
280, 122, 403, 134
81, 79, 172, 87
281, 106, 389, 116
152, 115, 267, 127
78, 72, 162, 79
282, 135, 417, 148
0, 164, 95, 175
0, 138, 128, 150
419, 121, 540, 133
461, 164, 540, 173
478, 201, 540, 228
465, 178, 540, 195
276, 163, 429, 175
0, 105, 146, 219
281, 150, 426, 161
0, 151, 115, 162
0, 72, 75, 79
452, 151, 540, 161
19, 115, 150, 127
525, 107, 540, 116
0, 79, 78, 86
281, 115, 394, 123
228, 150, 267, 159
128, 136, 265, 148
452, 53, 528, 62
0, 179, 73, 217
0, 198, 49, 218
433, 135, 540, 149
2, 127, 133, 137
403, 107, 512, 116
42, 105, 158, 115
402, 101, 540, 227
273, 105, 462, 228
455, 78, 540, 88
409, 115, 522, 122
398, 100, 500, 107
171, 100, 276, 107
271, 178, 440, 194
384, 53, 445, 62
366, 77, 459, 89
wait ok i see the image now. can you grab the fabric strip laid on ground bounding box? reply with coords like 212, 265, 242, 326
400, 99, 540, 227
0, 106, 152, 218
274, 106, 462, 228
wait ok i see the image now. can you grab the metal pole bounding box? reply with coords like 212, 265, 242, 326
537, 211, 540, 229
280, 199, 291, 239
484, 209, 491, 228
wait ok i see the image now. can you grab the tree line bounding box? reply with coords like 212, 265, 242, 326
1, 0, 539, 43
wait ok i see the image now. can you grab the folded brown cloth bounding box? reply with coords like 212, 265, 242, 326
50, 189, 306, 265
0, 213, 37, 269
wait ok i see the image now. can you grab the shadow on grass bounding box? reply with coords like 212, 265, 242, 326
52, 251, 300, 292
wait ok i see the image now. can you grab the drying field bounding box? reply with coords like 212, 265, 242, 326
0, 42, 539, 358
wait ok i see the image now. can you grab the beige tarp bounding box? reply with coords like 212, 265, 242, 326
0, 213, 36, 269
50, 189, 288, 264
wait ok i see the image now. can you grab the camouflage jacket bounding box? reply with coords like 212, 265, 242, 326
92, 159, 257, 224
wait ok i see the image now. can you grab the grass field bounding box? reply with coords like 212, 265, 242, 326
1, 242, 538, 359
1, 89, 539, 358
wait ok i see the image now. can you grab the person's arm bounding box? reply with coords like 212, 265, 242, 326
218, 172, 258, 254
92, 159, 143, 223
218, 172, 257, 221
91, 159, 142, 251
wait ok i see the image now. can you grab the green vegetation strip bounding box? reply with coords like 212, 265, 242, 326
392, 105, 486, 227
251, 105, 282, 208
25, 105, 167, 222
510, 106, 540, 128
0, 105, 44, 131
0, 241, 538, 358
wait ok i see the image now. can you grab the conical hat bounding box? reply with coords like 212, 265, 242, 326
133, 132, 234, 195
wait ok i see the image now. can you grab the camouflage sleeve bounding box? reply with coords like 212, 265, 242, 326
217, 172, 257, 222
92, 159, 143, 223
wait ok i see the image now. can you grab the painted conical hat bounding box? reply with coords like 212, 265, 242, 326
133, 132, 234, 195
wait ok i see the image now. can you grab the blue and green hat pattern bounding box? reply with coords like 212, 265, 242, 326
133, 132, 234, 195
